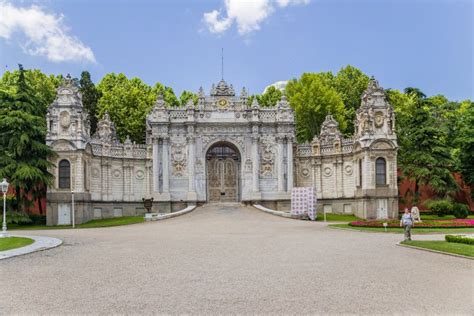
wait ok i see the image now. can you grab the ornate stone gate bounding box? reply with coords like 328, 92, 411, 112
206, 142, 240, 202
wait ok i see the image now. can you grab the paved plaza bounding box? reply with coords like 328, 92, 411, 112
2, 204, 473, 314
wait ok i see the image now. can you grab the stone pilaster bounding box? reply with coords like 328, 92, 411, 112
187, 136, 197, 202
277, 136, 285, 192
252, 136, 259, 193
162, 137, 170, 193
152, 139, 159, 192
287, 137, 293, 192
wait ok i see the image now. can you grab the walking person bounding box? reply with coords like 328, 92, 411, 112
400, 207, 414, 241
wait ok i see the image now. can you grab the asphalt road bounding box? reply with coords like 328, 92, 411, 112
2, 204, 473, 314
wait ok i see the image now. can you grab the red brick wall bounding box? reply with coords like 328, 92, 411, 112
398, 171, 474, 212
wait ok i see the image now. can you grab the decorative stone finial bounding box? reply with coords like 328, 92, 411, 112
251, 98, 259, 109
360, 76, 387, 108
186, 99, 194, 109
210, 79, 235, 97
93, 111, 118, 143
154, 93, 166, 109
319, 114, 342, 144
277, 94, 289, 109
240, 87, 248, 99
198, 86, 205, 98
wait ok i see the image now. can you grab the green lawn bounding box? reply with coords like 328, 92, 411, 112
8, 216, 145, 230
316, 214, 359, 222
0, 236, 34, 251
329, 223, 474, 234
402, 240, 474, 258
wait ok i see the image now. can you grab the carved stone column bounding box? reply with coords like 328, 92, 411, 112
277, 136, 285, 192
162, 137, 170, 193
187, 136, 197, 202
287, 136, 293, 192
152, 138, 159, 192
252, 136, 259, 192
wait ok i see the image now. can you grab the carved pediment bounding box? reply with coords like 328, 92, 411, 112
51, 139, 76, 152
210, 79, 235, 97
371, 141, 393, 150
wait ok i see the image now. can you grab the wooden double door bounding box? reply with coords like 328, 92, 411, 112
207, 144, 240, 202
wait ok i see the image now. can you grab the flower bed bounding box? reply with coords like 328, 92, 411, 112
349, 219, 474, 228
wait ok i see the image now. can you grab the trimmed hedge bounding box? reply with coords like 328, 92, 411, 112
445, 235, 474, 245
453, 203, 470, 219
425, 199, 453, 217
349, 219, 474, 228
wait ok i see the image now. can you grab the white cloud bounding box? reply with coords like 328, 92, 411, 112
0, 1, 96, 63
203, 0, 310, 35
276, 0, 310, 8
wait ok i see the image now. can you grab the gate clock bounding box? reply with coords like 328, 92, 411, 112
218, 98, 228, 107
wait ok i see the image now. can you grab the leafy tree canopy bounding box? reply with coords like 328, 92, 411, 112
0, 69, 61, 116
179, 90, 198, 106
79, 71, 101, 135
0, 65, 56, 212
333, 65, 370, 134
286, 72, 346, 143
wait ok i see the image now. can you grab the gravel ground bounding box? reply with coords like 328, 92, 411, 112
2, 204, 473, 314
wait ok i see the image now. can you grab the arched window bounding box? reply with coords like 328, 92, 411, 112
376, 158, 386, 186
58, 159, 71, 189
359, 159, 363, 187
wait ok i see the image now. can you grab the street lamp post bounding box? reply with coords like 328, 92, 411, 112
1, 178, 10, 238
71, 189, 75, 228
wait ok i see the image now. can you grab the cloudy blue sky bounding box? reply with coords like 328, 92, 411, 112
0, 0, 472, 100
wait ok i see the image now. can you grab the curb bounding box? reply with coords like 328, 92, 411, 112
396, 242, 473, 260
328, 225, 402, 234
146, 205, 197, 221
0, 235, 63, 260
252, 204, 304, 220
328, 225, 468, 235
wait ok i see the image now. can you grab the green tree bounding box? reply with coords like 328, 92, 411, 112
179, 90, 198, 106
257, 86, 282, 107
0, 65, 56, 213
286, 73, 346, 143
0, 69, 61, 116
153, 83, 180, 108
333, 65, 369, 135
97, 73, 156, 143
455, 101, 474, 198
396, 89, 457, 201
79, 71, 101, 135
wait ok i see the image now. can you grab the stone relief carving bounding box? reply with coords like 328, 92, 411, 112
344, 164, 353, 175
171, 141, 187, 177
92, 168, 100, 178
135, 169, 145, 180
202, 135, 244, 152
93, 112, 118, 144
59, 111, 70, 128
195, 158, 204, 173
260, 135, 276, 177
323, 166, 333, 177
319, 115, 342, 145
244, 159, 252, 173
374, 111, 384, 128
112, 169, 121, 179
210, 79, 235, 96
298, 159, 311, 179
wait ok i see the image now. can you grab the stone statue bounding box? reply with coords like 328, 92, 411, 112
411, 206, 422, 223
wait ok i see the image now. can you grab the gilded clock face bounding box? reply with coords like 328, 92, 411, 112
218, 98, 228, 107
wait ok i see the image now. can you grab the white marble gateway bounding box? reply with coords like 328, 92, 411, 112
45, 76, 398, 225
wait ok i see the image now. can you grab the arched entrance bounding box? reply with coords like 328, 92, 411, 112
206, 142, 241, 202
